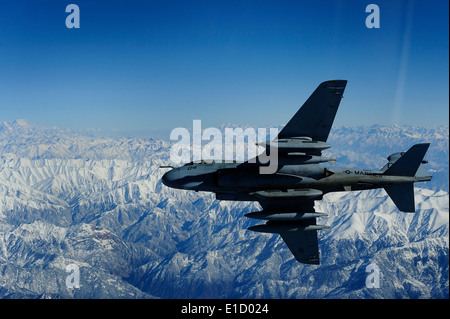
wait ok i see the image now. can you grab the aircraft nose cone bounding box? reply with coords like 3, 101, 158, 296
162, 169, 181, 188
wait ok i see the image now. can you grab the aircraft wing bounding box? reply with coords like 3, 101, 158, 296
242, 80, 347, 166
277, 80, 347, 142
247, 197, 327, 265
280, 226, 320, 264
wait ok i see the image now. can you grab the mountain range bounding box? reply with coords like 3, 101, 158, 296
0, 120, 448, 298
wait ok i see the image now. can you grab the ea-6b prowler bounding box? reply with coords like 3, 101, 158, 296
161, 80, 432, 265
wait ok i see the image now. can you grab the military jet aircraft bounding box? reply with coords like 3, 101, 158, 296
161, 80, 432, 265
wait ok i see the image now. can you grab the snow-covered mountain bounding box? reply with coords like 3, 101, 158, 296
0, 120, 448, 298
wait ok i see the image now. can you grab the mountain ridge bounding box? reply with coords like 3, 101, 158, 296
0, 120, 448, 298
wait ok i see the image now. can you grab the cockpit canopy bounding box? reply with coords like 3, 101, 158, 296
183, 160, 209, 166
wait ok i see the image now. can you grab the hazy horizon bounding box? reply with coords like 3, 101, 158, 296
2, 117, 448, 141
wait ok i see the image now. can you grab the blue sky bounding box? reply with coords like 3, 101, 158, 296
0, 0, 448, 137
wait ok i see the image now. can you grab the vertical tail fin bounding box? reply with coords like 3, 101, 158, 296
383, 143, 430, 177
383, 143, 431, 212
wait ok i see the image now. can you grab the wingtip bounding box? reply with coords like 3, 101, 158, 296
319, 79, 348, 88
321, 79, 347, 84
298, 258, 320, 265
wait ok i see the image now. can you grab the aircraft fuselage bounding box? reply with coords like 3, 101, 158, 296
161, 161, 430, 201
